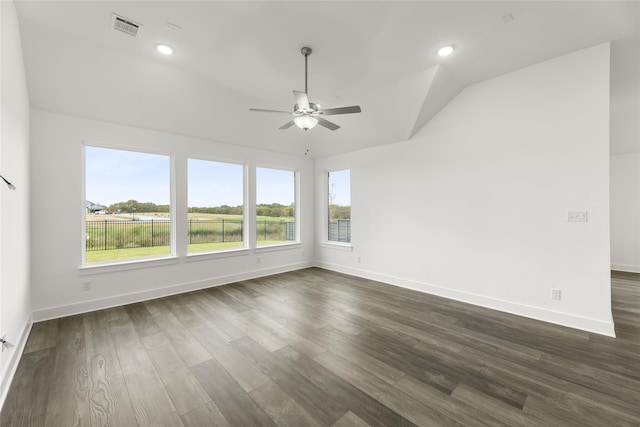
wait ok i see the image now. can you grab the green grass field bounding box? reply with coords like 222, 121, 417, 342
86, 246, 172, 263
85, 213, 296, 263
85, 238, 294, 263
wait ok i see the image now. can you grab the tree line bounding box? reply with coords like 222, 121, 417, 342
329, 205, 351, 220
104, 200, 170, 214
96, 200, 325, 218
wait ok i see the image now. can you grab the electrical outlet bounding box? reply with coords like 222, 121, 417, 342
567, 211, 588, 222
551, 289, 562, 300
82, 282, 92, 291
357, 256, 361, 263
257, 257, 262, 264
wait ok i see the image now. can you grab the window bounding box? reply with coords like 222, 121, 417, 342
84, 146, 171, 264
188, 159, 244, 253
256, 167, 296, 246
328, 169, 351, 243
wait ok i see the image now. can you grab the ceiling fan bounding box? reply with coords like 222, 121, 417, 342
250, 47, 361, 131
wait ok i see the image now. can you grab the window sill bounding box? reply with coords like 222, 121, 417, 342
255, 242, 301, 253
185, 247, 251, 262
79, 255, 179, 275
321, 242, 353, 251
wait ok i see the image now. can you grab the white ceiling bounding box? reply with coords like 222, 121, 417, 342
14, 1, 640, 157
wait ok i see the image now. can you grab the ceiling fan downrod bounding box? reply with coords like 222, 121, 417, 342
301, 47, 312, 95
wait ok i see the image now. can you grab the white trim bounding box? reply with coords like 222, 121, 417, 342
33, 261, 314, 322
79, 255, 179, 275
255, 242, 301, 253
32, 260, 621, 340
0, 319, 32, 411
255, 165, 299, 245
321, 242, 353, 251
325, 169, 352, 245
611, 264, 640, 274
185, 247, 250, 261
81, 142, 176, 267
316, 261, 617, 337
295, 169, 301, 244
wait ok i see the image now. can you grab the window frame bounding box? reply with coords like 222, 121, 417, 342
186, 156, 249, 258
80, 141, 177, 269
324, 168, 352, 249
255, 165, 300, 250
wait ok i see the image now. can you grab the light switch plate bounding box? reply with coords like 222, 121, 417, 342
567, 211, 588, 222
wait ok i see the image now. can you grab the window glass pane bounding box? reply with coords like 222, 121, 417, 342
328, 169, 351, 243
85, 146, 171, 263
256, 167, 296, 246
188, 159, 244, 253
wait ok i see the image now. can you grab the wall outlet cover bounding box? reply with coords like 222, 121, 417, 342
567, 211, 588, 222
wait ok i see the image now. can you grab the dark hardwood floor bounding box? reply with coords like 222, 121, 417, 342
1, 268, 639, 426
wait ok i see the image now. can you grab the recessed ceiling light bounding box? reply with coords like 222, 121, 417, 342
438, 45, 455, 57
156, 44, 174, 55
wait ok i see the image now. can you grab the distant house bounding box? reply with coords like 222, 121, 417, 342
85, 200, 105, 213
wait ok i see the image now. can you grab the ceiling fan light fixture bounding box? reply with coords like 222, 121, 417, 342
294, 115, 318, 131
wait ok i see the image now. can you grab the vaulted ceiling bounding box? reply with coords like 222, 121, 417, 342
15, 1, 639, 157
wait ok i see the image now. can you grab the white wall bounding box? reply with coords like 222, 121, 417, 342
316, 43, 614, 336
30, 110, 315, 320
0, 0, 32, 408
611, 153, 640, 272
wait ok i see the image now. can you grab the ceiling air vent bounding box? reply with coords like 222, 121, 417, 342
111, 13, 142, 37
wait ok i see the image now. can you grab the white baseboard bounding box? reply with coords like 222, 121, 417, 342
611, 264, 640, 273
0, 319, 32, 412
30, 259, 618, 337
32, 261, 314, 322
316, 261, 616, 337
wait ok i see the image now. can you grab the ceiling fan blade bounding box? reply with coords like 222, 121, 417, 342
293, 90, 310, 110
316, 117, 340, 131
319, 106, 362, 116
279, 120, 295, 130
250, 108, 291, 115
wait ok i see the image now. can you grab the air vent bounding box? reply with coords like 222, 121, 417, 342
111, 13, 142, 37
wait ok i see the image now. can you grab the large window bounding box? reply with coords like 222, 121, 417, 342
188, 159, 244, 253
328, 169, 351, 243
256, 167, 296, 246
84, 146, 171, 264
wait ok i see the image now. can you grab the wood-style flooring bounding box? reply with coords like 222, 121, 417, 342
1, 268, 639, 426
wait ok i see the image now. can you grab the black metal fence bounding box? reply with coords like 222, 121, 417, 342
329, 219, 351, 243
86, 219, 296, 251
256, 219, 296, 242
188, 219, 243, 245
86, 220, 171, 251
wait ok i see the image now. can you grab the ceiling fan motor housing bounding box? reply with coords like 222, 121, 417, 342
294, 102, 320, 115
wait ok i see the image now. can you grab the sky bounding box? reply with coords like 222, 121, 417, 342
85, 146, 355, 207
328, 169, 350, 206
256, 167, 294, 206
189, 158, 244, 207
86, 146, 170, 206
